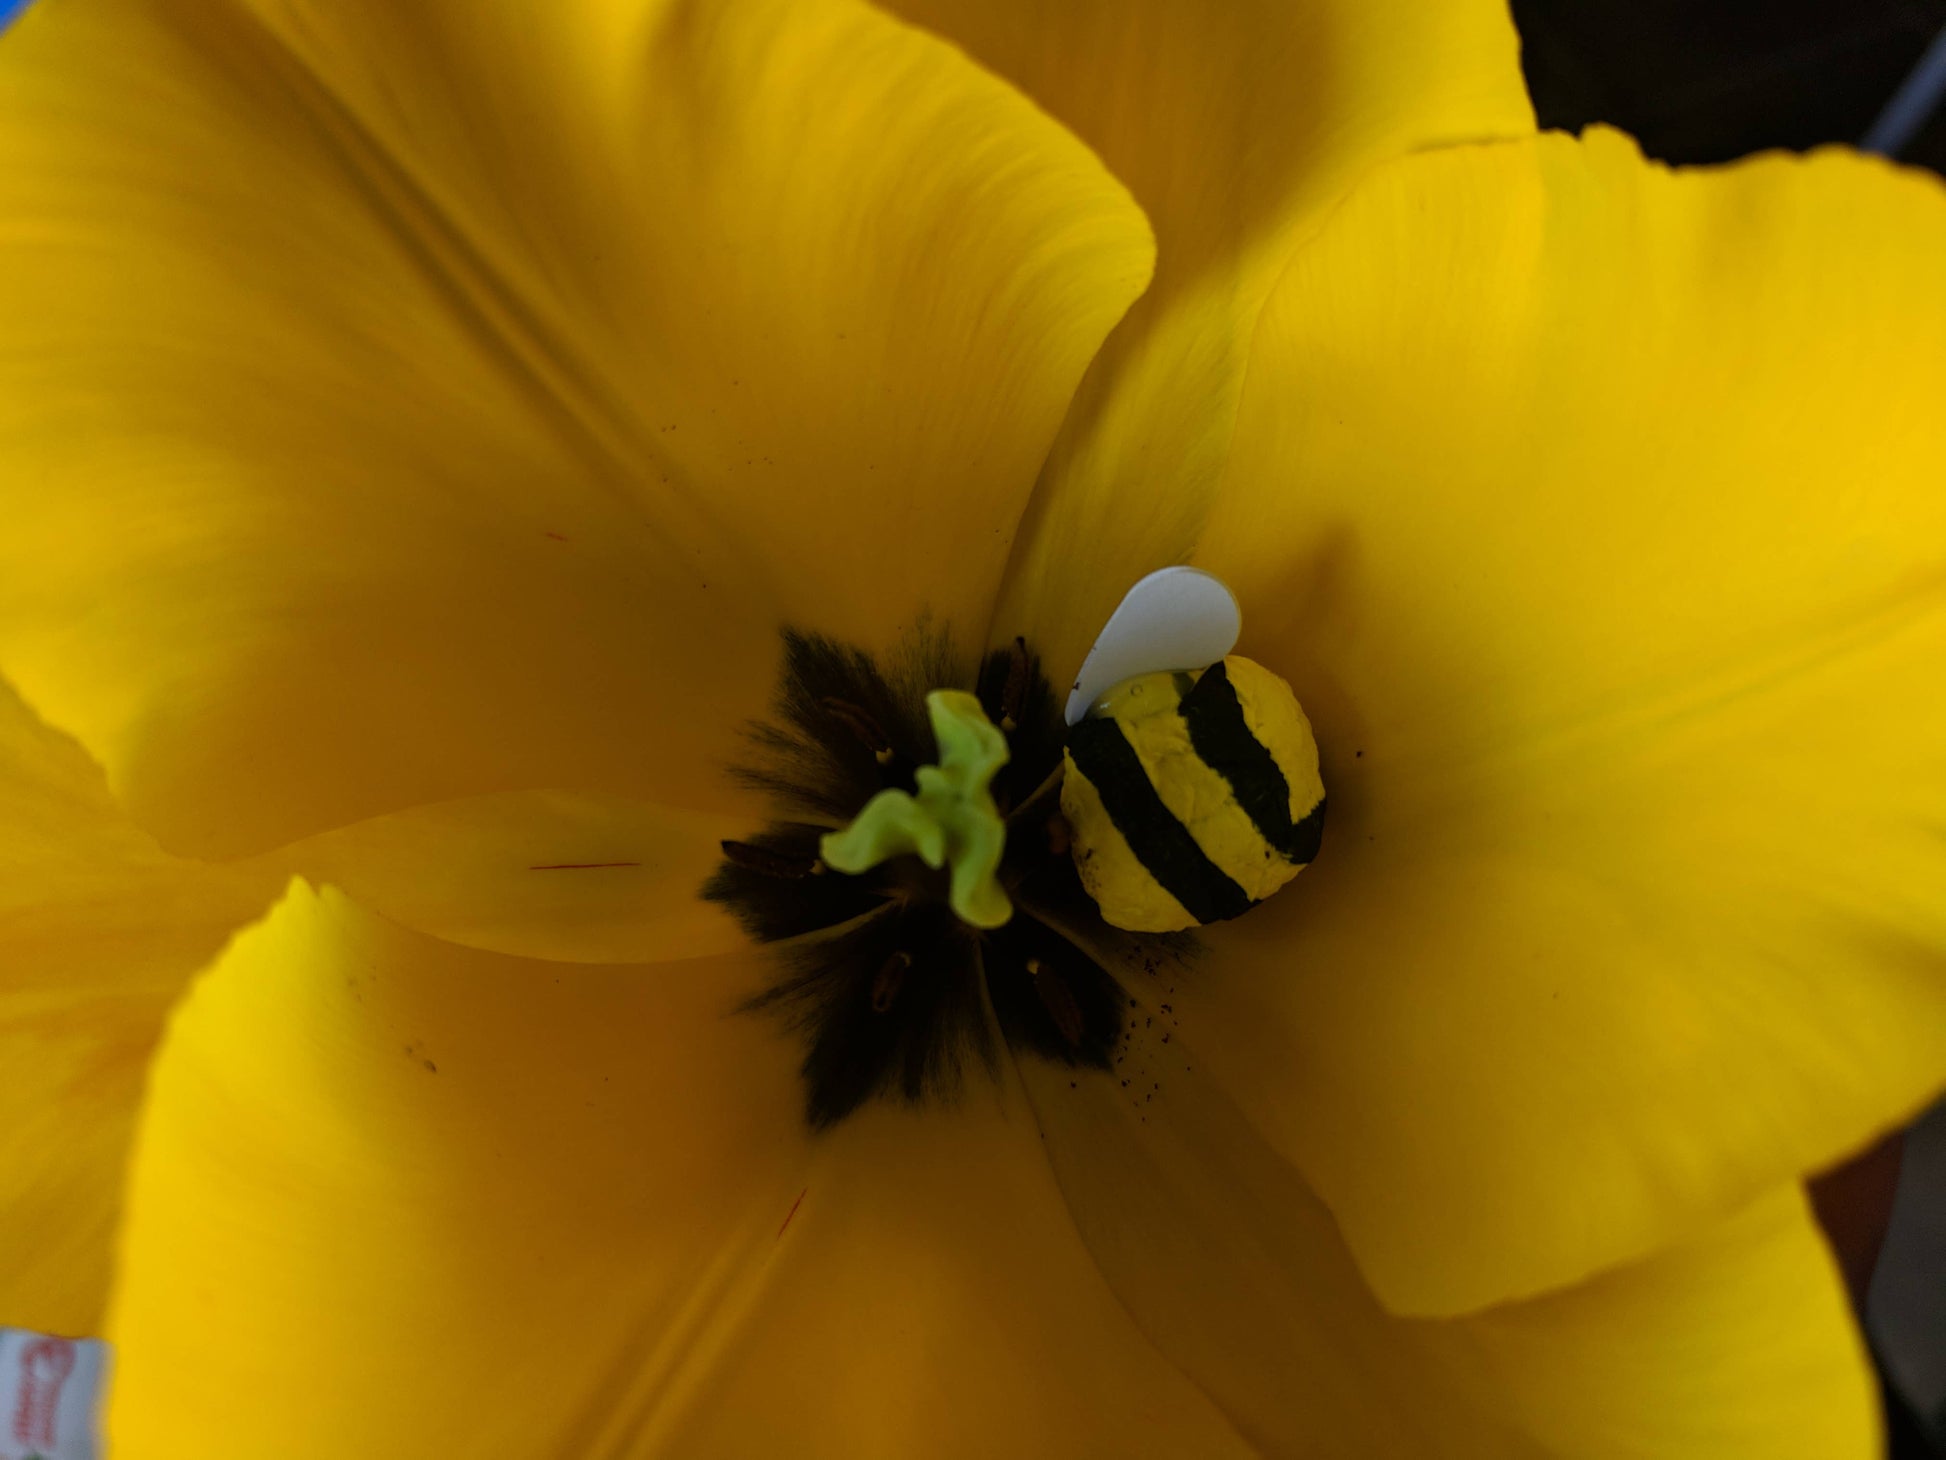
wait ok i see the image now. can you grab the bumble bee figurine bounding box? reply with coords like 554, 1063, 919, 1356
1058, 570, 1325, 933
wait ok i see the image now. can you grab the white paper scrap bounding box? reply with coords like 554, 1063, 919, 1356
0, 1329, 108, 1460
1064, 566, 1242, 726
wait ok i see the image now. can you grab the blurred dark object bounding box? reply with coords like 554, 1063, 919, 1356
1512, 0, 1946, 175
1889, 1370, 1945, 1460
1812, 1133, 1941, 1459
1872, 1101, 1946, 1457
1812, 1132, 1906, 1311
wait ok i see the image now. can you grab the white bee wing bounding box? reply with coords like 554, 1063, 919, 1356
1064, 566, 1241, 725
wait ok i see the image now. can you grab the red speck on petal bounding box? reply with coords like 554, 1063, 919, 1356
778, 1187, 808, 1238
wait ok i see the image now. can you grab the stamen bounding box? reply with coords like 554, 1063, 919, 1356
870, 950, 912, 1013
822, 696, 896, 766
1006, 759, 1067, 825
999, 636, 1030, 733
1027, 956, 1085, 1048
721, 840, 823, 879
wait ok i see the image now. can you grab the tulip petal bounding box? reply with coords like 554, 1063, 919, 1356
0, 0, 1154, 857
651, 1095, 1251, 1458
877, 0, 1533, 676
1190, 129, 1946, 1314
0, 680, 275, 1337
278, 791, 747, 964
1018, 1044, 1877, 1457
106, 882, 1251, 1457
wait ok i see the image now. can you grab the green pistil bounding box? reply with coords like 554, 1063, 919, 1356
820, 690, 1013, 929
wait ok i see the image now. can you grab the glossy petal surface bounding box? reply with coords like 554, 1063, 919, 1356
106, 884, 1250, 1457
876, 0, 1533, 672
0, 0, 1153, 856
1018, 1035, 1878, 1457
278, 791, 746, 964
0, 681, 274, 1336
1193, 128, 1946, 1314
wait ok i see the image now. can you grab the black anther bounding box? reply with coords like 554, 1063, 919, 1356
870, 950, 912, 1013
1028, 957, 1085, 1048
720, 840, 822, 879
999, 636, 1030, 733
821, 697, 895, 765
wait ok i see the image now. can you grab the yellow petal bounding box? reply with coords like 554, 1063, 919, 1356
0, 0, 1153, 857
107, 882, 1250, 1456
1432, 1185, 1875, 1459
279, 791, 746, 964
652, 1101, 1250, 1457
0, 679, 274, 1336
1191, 129, 1946, 1314
1017, 1040, 1877, 1457
877, 0, 1533, 673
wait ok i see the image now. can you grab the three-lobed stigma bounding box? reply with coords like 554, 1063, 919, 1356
818, 690, 1014, 929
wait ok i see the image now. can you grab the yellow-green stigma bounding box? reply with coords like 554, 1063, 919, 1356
818, 690, 1012, 929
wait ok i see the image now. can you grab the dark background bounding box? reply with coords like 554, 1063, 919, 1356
1509, 6, 1946, 1455
1513, 0, 1946, 174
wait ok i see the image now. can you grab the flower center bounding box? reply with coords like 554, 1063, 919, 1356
705, 628, 1170, 1127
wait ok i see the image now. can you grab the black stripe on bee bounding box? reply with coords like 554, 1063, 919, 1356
1286, 797, 1326, 865
1065, 714, 1253, 925
1178, 660, 1325, 863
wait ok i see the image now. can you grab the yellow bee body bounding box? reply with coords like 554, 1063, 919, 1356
1061, 655, 1324, 933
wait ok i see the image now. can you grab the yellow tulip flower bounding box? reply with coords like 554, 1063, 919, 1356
1, 0, 1942, 1455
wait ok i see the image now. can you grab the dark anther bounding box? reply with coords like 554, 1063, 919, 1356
999, 636, 1031, 733
1027, 957, 1085, 1049
870, 950, 912, 1013
720, 839, 822, 879
821, 696, 895, 766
